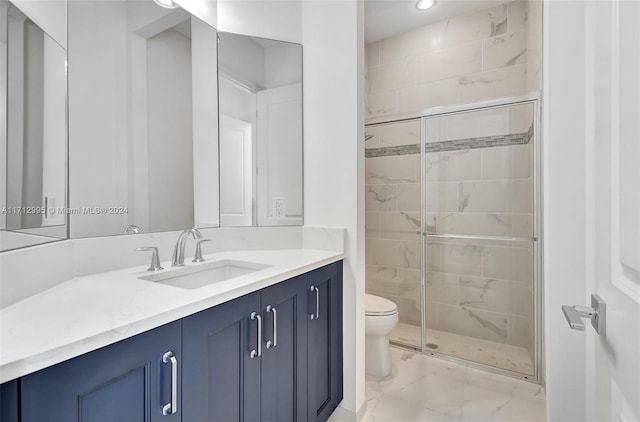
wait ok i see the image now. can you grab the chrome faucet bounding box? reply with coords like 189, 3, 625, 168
124, 224, 141, 234
172, 228, 203, 266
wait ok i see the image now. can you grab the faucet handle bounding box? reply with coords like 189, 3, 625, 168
136, 247, 164, 271
192, 239, 211, 263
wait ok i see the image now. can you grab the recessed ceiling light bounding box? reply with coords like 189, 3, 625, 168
416, 0, 436, 10
153, 0, 179, 9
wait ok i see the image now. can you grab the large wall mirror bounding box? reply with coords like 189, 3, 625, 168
68, 0, 219, 238
0, 0, 68, 252
1, 1, 305, 252
218, 32, 303, 227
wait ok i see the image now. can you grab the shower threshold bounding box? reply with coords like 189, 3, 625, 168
390, 322, 534, 376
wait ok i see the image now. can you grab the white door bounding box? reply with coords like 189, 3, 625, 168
219, 114, 253, 226
547, 1, 640, 421
586, 1, 640, 420
256, 83, 303, 226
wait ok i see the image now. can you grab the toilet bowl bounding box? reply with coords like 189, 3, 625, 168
365, 294, 398, 377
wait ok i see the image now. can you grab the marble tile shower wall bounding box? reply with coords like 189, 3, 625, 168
366, 120, 423, 328
365, 106, 536, 358
526, 0, 543, 92
365, 1, 534, 119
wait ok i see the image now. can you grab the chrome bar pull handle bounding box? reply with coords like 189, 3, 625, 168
162, 351, 178, 416
309, 286, 315, 320
250, 312, 262, 358
315, 286, 320, 320
266, 305, 277, 349
309, 286, 320, 320
562, 294, 606, 337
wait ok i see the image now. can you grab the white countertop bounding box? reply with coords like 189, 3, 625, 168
0, 249, 343, 383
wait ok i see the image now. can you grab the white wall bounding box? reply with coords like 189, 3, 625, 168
175, 0, 217, 28
264, 42, 301, 88
68, 0, 129, 237
6, 11, 26, 230
21, 20, 44, 229
8, 0, 66, 48
217, 0, 301, 43
218, 32, 265, 90
302, 0, 365, 414
146, 28, 194, 232
543, 1, 588, 420
41, 35, 67, 227
219, 77, 254, 121
191, 16, 220, 228
218, 33, 300, 90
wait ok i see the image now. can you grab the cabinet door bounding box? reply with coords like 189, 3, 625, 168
0, 380, 19, 422
182, 291, 262, 422
260, 275, 308, 422
21, 321, 182, 422
307, 262, 343, 422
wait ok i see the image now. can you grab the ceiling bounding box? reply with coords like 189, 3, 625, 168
365, 0, 508, 43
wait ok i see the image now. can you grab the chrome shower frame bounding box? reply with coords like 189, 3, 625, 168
365, 93, 543, 384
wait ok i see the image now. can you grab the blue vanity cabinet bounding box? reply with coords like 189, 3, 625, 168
260, 275, 309, 422
182, 275, 309, 422
20, 321, 182, 422
307, 261, 343, 422
0, 380, 19, 422
3, 261, 343, 422
181, 291, 262, 421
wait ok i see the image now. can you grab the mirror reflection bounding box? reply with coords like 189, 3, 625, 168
68, 0, 219, 238
0, 0, 68, 252
218, 32, 303, 227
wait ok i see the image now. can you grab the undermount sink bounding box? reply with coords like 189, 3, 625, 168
139, 259, 271, 289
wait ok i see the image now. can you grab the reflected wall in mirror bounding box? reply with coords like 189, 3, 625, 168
68, 0, 219, 238
218, 32, 303, 227
0, 0, 68, 252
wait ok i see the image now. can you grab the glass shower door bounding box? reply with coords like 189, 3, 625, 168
422, 102, 537, 376
365, 118, 423, 350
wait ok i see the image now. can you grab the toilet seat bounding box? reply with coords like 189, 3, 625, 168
365, 294, 398, 316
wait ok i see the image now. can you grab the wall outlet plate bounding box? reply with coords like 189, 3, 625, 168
273, 197, 286, 218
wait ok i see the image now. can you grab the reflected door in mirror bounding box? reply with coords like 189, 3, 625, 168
218, 32, 303, 227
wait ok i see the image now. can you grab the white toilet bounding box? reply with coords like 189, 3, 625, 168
365, 294, 399, 377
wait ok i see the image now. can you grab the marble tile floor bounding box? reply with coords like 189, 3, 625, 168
390, 323, 534, 376
329, 347, 546, 422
